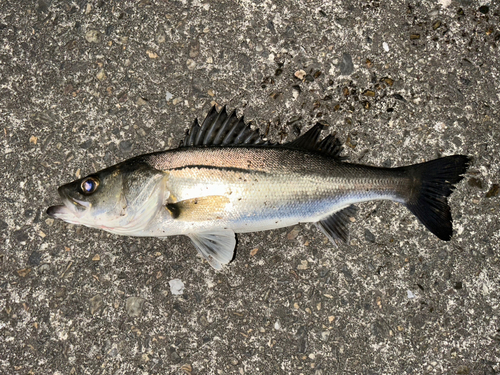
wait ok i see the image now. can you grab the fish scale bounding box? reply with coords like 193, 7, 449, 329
148, 148, 409, 230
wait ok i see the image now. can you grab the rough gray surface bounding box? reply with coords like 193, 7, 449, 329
1, 1, 499, 374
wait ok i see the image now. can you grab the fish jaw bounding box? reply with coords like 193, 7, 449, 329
47, 183, 93, 224
46, 201, 85, 225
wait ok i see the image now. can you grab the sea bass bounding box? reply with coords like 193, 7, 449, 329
47, 106, 470, 269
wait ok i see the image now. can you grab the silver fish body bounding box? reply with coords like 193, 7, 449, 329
47, 106, 470, 269
142, 147, 409, 235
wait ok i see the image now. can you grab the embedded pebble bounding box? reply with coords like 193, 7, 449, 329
90, 295, 104, 315
186, 59, 197, 70
434, 122, 446, 132
136, 97, 148, 106
0, 219, 8, 231
96, 69, 106, 81
294, 70, 306, 80
80, 140, 92, 149
156, 32, 166, 44
468, 178, 483, 189
297, 260, 309, 270
169, 279, 185, 295
274, 320, 281, 330
85, 30, 100, 43
119, 140, 133, 153
189, 41, 200, 58
339, 52, 354, 75
485, 184, 499, 198
478, 5, 489, 14
364, 229, 376, 243
229, 357, 239, 366
287, 226, 300, 240
28, 251, 42, 266
125, 296, 145, 317
17, 268, 31, 277
147, 50, 158, 59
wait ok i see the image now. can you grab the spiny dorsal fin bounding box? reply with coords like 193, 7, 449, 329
185, 118, 201, 146
284, 123, 344, 160
183, 106, 344, 160
183, 105, 268, 147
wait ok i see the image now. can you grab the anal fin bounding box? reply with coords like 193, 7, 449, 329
316, 205, 357, 245
188, 229, 236, 269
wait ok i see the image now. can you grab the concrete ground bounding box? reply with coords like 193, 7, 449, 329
1, 0, 499, 374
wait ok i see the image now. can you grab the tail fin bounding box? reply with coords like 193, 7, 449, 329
402, 155, 470, 241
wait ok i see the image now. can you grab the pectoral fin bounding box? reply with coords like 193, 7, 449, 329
166, 195, 230, 221
316, 205, 357, 245
188, 229, 236, 269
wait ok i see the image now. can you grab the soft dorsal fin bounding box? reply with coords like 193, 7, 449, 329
285, 123, 344, 160
316, 134, 344, 160
316, 205, 357, 245
183, 105, 267, 147
285, 123, 325, 150
187, 229, 236, 269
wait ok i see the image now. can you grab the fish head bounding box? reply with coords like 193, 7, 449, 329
47, 159, 166, 234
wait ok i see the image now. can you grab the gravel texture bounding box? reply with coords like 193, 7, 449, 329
1, 1, 499, 374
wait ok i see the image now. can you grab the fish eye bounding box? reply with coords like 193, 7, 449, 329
80, 177, 99, 195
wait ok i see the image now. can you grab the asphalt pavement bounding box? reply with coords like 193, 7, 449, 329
1, 1, 499, 374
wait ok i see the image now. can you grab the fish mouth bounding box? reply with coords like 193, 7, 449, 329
47, 188, 90, 223
46, 204, 74, 218
46, 200, 89, 224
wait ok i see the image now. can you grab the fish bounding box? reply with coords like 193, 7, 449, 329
47, 105, 470, 269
